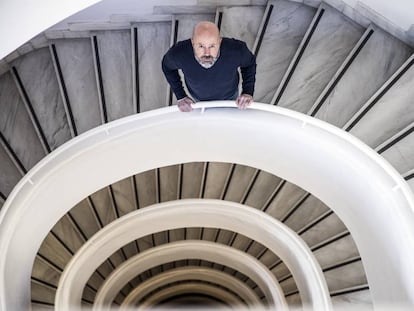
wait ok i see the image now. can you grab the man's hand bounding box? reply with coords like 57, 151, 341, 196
177, 96, 194, 112
236, 94, 253, 110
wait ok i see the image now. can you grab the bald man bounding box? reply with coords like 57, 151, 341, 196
162, 21, 256, 112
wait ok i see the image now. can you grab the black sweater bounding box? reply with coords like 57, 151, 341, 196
162, 38, 256, 101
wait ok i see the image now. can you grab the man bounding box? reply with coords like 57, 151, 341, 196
162, 21, 256, 112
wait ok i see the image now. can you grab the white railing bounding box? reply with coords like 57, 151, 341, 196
0, 102, 414, 310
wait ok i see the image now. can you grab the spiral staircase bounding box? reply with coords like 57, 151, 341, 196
1, 0, 414, 310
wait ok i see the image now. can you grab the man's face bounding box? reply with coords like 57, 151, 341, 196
192, 33, 221, 69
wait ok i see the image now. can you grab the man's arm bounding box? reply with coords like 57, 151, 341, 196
239, 43, 256, 97
236, 43, 256, 109
161, 50, 187, 100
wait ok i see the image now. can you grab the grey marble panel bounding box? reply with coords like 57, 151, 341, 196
111, 177, 136, 216
96, 30, 133, 121
259, 249, 278, 267
52, 215, 84, 253
280, 276, 298, 294
224, 164, 257, 202
12, 48, 72, 150
245, 174, 282, 212
31, 281, 55, 304
136, 169, 157, 208
349, 63, 414, 148
381, 131, 414, 174
32, 257, 60, 287
254, 0, 316, 103
82, 286, 96, 303
314, 234, 359, 268
181, 162, 204, 198
90, 187, 117, 226
137, 22, 171, 112
277, 5, 364, 113
285, 293, 302, 308
300, 213, 347, 247
220, 6, 265, 50
324, 261, 367, 292
53, 38, 102, 134
284, 195, 330, 232
159, 164, 179, 202
265, 181, 307, 220
69, 199, 100, 239
224, 231, 250, 251
38, 233, 72, 270
0, 145, 22, 196
203, 162, 232, 199
0, 72, 45, 169
315, 27, 412, 128
331, 289, 373, 310
271, 262, 290, 279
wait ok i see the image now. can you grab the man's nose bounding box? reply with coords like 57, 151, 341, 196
203, 47, 211, 55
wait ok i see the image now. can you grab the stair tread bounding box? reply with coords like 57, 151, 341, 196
137, 22, 171, 112
219, 5, 265, 51
12, 48, 72, 150
349, 59, 414, 148
254, 0, 316, 103
0, 72, 45, 170
314, 27, 412, 129
53, 38, 102, 134
277, 5, 365, 113
94, 30, 134, 121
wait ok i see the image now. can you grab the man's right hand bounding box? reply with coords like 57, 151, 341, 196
177, 96, 194, 112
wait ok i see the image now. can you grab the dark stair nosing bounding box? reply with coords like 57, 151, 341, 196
311, 231, 351, 252
271, 6, 325, 106
91, 35, 108, 124
344, 54, 414, 132
309, 26, 374, 117
11, 67, 51, 154
0, 131, 26, 175
376, 121, 414, 153
132, 27, 140, 113
280, 192, 311, 223
49, 44, 77, 137
330, 284, 370, 297
253, 3, 273, 56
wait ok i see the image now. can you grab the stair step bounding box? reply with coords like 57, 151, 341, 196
52, 38, 101, 134
284, 195, 330, 232
93, 30, 134, 121
331, 289, 372, 309
313, 26, 412, 128
219, 5, 266, 50
275, 4, 364, 113
0, 146, 22, 197
0, 72, 45, 170
31, 280, 55, 305
154, 5, 217, 15
135, 21, 171, 112
313, 235, 360, 268
381, 127, 414, 174
325, 261, 367, 292
348, 55, 414, 148
254, 0, 316, 103
12, 47, 72, 151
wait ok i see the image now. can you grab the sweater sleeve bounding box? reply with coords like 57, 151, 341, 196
239, 42, 256, 96
161, 49, 187, 100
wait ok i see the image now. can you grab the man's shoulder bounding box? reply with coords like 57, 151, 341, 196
222, 37, 248, 49
170, 39, 192, 52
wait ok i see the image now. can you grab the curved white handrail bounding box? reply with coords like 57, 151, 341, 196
55, 201, 301, 311
120, 266, 261, 308
0, 102, 414, 310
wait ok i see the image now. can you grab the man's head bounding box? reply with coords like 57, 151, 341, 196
192, 21, 222, 69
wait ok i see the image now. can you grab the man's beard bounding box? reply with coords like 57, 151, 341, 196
195, 52, 220, 69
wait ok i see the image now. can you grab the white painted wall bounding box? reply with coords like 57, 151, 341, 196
0, 0, 413, 60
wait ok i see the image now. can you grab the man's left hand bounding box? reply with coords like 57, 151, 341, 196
236, 94, 253, 110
